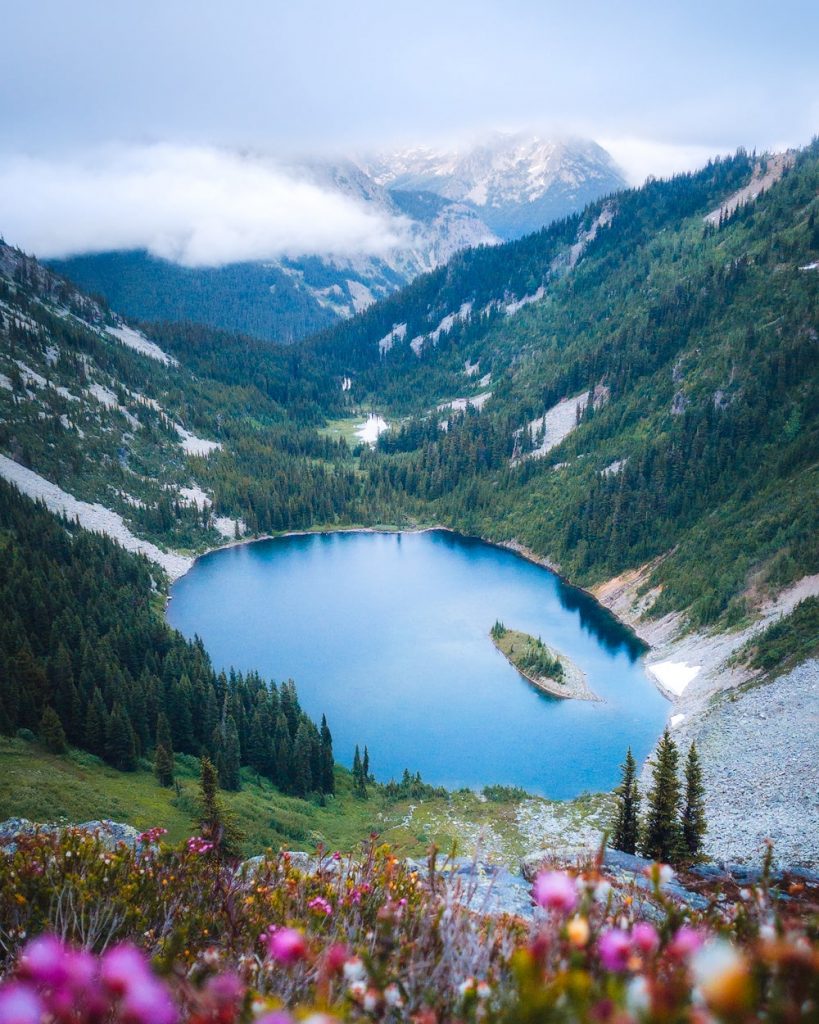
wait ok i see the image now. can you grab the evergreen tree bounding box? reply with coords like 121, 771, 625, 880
352, 744, 367, 798
84, 689, 108, 757
320, 714, 335, 794
681, 742, 707, 858
363, 745, 370, 781
40, 705, 67, 754
198, 756, 244, 860
156, 711, 174, 758
640, 729, 683, 863
215, 713, 242, 791
611, 747, 640, 854
154, 742, 174, 788
105, 702, 137, 771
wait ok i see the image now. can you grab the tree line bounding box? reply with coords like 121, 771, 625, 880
0, 480, 334, 799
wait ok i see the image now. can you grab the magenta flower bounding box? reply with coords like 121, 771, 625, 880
307, 896, 333, 916
255, 1014, 294, 1024
120, 976, 178, 1024
204, 972, 244, 1006
265, 927, 308, 965
0, 983, 45, 1024
532, 870, 578, 914
669, 925, 705, 960
19, 934, 70, 988
100, 943, 151, 995
632, 922, 660, 955
186, 836, 214, 855
598, 928, 632, 972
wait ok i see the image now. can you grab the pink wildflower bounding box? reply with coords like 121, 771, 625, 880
265, 928, 307, 965
598, 928, 632, 972
100, 943, 151, 996
532, 870, 578, 914
669, 925, 705, 960
120, 975, 178, 1024
203, 972, 244, 1006
632, 922, 660, 955
0, 983, 45, 1024
324, 945, 349, 974
19, 934, 70, 988
307, 896, 333, 916
255, 1014, 293, 1024
186, 836, 214, 855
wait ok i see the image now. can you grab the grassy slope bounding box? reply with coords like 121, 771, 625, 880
0, 736, 610, 865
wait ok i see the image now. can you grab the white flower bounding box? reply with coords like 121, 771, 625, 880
458, 976, 476, 996
384, 984, 404, 1008
363, 989, 379, 1013
658, 864, 675, 886
594, 880, 612, 902
476, 981, 491, 1000
626, 976, 650, 1015
343, 957, 367, 983
348, 980, 367, 1000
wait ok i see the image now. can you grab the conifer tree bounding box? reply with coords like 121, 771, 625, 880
681, 742, 707, 858
363, 745, 370, 782
611, 747, 640, 854
105, 702, 137, 771
215, 714, 242, 791
320, 715, 335, 794
352, 744, 367, 797
40, 706, 67, 754
640, 729, 683, 863
155, 742, 174, 788
198, 756, 244, 859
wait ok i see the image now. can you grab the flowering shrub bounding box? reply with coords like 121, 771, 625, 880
0, 826, 817, 1021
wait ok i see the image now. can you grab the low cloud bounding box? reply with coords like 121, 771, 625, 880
0, 144, 410, 266
598, 138, 736, 186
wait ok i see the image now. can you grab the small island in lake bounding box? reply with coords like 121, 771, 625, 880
490, 621, 602, 702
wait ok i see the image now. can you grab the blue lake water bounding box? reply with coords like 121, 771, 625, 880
167, 530, 667, 798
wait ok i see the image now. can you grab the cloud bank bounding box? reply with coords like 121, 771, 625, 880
0, 144, 410, 266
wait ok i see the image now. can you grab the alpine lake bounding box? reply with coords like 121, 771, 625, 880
167, 530, 667, 799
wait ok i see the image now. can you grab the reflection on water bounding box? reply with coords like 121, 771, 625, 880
168, 530, 666, 798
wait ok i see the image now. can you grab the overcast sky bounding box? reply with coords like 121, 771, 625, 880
2, 1, 817, 263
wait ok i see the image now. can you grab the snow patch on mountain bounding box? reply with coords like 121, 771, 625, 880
0, 454, 192, 580
107, 324, 177, 366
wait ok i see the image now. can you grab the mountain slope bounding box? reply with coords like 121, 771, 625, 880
47, 135, 622, 342
367, 133, 627, 238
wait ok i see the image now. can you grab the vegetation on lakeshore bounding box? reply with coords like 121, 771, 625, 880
1, 824, 817, 1023
611, 732, 707, 864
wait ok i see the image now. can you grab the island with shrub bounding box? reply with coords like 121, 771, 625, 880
490, 621, 602, 702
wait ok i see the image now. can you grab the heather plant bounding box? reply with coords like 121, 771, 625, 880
0, 825, 817, 1022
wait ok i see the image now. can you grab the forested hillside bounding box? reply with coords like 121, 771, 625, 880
0, 480, 334, 797
307, 144, 819, 631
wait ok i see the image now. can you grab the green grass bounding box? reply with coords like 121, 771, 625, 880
317, 416, 371, 447
0, 737, 609, 866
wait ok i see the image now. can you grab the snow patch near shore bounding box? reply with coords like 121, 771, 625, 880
355, 414, 388, 446
0, 454, 192, 580
647, 661, 701, 696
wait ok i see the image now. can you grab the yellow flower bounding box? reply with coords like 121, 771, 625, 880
566, 916, 590, 948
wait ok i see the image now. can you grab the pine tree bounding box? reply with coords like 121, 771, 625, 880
640, 729, 683, 863
215, 714, 242, 791
611, 747, 640, 854
320, 715, 335, 794
155, 743, 174, 787
362, 745, 370, 782
40, 706, 67, 754
681, 742, 707, 858
198, 756, 244, 860
352, 744, 367, 798
105, 702, 137, 771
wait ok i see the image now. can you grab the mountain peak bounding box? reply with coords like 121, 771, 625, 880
364, 133, 627, 239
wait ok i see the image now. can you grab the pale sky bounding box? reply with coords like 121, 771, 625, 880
2, 1, 817, 262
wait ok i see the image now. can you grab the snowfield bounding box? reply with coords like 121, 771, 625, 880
355, 414, 389, 446
0, 454, 192, 581
107, 325, 178, 366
